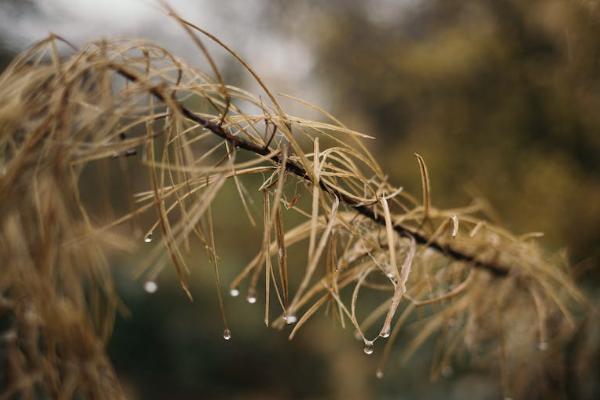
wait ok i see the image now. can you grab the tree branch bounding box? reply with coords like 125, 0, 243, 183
112, 64, 510, 277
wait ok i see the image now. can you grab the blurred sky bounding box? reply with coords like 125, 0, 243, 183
0, 0, 430, 111
0, 0, 321, 100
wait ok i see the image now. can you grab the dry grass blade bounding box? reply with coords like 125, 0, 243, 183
414, 153, 431, 225
0, 12, 587, 399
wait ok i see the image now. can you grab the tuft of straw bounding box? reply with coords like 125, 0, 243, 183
0, 11, 586, 399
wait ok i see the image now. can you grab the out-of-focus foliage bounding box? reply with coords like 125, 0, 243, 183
298, 0, 600, 269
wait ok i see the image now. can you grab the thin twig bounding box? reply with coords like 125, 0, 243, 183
110, 64, 510, 277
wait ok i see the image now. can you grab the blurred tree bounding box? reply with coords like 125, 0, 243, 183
295, 0, 600, 273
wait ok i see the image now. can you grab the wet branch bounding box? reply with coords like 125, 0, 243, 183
113, 65, 510, 277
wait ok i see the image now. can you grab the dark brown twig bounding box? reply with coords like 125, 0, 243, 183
111, 64, 510, 277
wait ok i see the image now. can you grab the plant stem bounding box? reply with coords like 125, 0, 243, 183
112, 64, 510, 277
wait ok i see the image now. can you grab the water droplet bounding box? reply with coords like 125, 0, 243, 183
538, 341, 548, 351
380, 329, 390, 338
363, 341, 374, 355
229, 288, 240, 297
144, 233, 153, 243
246, 287, 257, 304
376, 370, 384, 379
285, 315, 298, 325
144, 281, 158, 293
223, 329, 231, 341
451, 215, 459, 237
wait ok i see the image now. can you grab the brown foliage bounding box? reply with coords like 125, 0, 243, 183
0, 11, 586, 399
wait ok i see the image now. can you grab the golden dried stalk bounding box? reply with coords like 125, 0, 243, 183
0, 12, 585, 399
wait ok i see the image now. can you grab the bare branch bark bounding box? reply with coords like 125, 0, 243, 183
112, 64, 510, 277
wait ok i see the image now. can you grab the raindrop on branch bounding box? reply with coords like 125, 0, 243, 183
144, 281, 158, 293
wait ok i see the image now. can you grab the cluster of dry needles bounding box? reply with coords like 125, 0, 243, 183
0, 9, 586, 400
